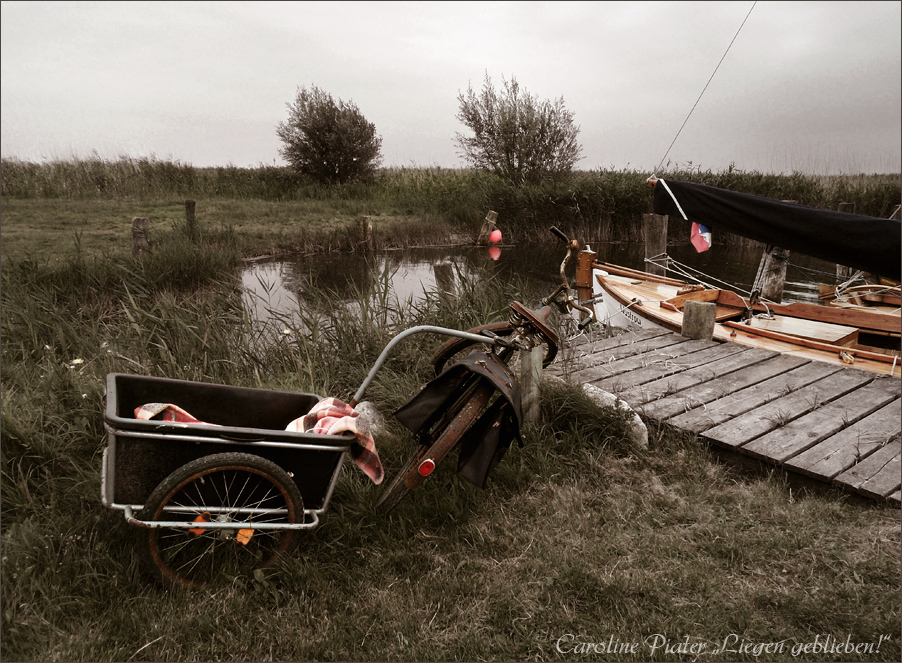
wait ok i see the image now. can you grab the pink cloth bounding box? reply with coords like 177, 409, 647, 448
134, 397, 383, 485
285, 398, 384, 485
134, 403, 216, 424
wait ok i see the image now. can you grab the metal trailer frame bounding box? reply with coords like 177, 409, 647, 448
102, 327, 507, 533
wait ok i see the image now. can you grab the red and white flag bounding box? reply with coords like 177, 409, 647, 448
690, 222, 712, 252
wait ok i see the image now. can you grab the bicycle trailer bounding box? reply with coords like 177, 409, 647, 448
102, 373, 356, 528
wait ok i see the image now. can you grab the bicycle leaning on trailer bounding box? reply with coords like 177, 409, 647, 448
101, 227, 596, 589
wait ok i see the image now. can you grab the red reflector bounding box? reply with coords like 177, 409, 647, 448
418, 459, 436, 476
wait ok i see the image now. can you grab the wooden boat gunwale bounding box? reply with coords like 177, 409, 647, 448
586, 263, 901, 378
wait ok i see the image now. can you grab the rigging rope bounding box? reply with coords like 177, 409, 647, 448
647, 254, 752, 295
653, 1, 757, 174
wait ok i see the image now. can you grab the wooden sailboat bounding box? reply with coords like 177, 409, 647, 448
576, 179, 901, 378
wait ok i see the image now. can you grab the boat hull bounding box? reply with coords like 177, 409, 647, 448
585, 261, 901, 378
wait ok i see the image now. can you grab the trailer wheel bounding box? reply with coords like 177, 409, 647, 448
138, 452, 303, 590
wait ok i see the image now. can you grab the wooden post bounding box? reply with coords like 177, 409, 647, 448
521, 344, 544, 425
477, 211, 499, 245
751, 245, 790, 303
185, 199, 197, 236
433, 262, 455, 295
682, 301, 716, 340
131, 217, 150, 257
642, 213, 668, 276
575, 248, 597, 321
836, 202, 857, 282
748, 199, 798, 303
358, 216, 373, 252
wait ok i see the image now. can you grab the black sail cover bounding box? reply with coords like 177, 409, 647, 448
653, 179, 901, 280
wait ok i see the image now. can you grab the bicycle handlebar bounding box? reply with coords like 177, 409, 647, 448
549, 226, 569, 243
543, 227, 598, 328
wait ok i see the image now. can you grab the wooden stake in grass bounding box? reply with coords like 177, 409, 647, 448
358, 215, 373, 252
185, 199, 198, 240
521, 344, 544, 424
131, 217, 150, 257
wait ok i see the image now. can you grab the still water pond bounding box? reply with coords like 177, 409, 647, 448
242, 241, 829, 324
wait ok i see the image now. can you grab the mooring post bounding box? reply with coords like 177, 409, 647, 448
682, 300, 717, 340
358, 215, 373, 252
576, 247, 597, 322
521, 344, 544, 425
749, 200, 796, 303
836, 202, 857, 282
642, 213, 667, 276
132, 217, 150, 258
477, 210, 499, 245
752, 245, 790, 303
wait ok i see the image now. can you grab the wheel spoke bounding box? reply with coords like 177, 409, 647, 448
140, 453, 303, 589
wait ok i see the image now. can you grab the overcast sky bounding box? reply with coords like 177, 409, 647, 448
2, 1, 900, 175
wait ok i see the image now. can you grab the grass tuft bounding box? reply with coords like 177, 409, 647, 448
1, 172, 899, 661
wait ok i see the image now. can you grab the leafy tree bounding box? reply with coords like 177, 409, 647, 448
277, 85, 382, 184
455, 74, 582, 186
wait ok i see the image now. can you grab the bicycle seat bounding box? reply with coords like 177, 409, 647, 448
509, 301, 559, 347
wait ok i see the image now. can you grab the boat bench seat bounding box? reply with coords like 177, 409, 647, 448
660, 289, 746, 322
747, 315, 860, 346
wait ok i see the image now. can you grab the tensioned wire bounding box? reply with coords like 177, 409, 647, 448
653, 1, 758, 174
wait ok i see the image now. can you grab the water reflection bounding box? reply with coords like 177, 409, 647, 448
243, 244, 571, 325
243, 241, 830, 325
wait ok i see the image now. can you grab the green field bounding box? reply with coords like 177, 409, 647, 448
1, 160, 899, 662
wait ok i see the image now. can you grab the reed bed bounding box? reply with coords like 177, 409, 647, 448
1, 218, 899, 662
3, 157, 899, 249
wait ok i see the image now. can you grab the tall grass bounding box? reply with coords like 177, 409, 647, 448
3, 157, 899, 247
2, 227, 899, 661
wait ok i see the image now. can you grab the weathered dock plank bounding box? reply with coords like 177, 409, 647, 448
785, 399, 901, 479
566, 328, 672, 358
664, 359, 843, 433
567, 336, 712, 385
592, 341, 743, 393
562, 329, 901, 506
700, 368, 875, 450
640, 353, 808, 421
739, 378, 900, 463
562, 329, 678, 374
833, 440, 901, 499
625, 347, 777, 409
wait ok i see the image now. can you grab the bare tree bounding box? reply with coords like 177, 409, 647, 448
455, 74, 582, 186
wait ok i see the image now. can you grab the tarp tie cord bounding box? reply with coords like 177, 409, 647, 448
657, 178, 688, 221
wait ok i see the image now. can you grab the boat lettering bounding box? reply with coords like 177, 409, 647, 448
619, 305, 643, 326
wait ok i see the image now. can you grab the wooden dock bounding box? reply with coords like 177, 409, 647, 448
557, 329, 901, 507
